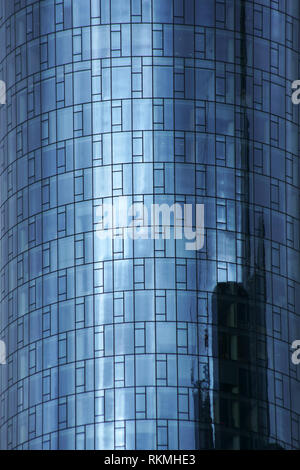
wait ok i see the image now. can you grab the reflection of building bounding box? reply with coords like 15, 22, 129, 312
212, 278, 269, 449
208, 0, 299, 450
0, 0, 300, 450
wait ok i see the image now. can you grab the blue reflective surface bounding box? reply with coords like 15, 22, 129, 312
0, 0, 299, 450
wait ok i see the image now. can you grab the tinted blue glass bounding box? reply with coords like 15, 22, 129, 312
0, 0, 299, 452
111, 0, 130, 23
132, 24, 152, 56
153, 0, 173, 22
73, 0, 90, 27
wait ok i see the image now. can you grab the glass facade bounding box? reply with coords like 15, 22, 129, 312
0, 0, 299, 450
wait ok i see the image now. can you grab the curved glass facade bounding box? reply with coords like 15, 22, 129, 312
0, 0, 299, 450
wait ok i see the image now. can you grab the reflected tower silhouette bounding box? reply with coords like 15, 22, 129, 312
212, 218, 270, 449
208, 0, 269, 449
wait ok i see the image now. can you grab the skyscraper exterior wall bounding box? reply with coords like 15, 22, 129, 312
0, 0, 299, 450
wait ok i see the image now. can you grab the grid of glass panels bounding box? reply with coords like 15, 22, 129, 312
0, 0, 299, 450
